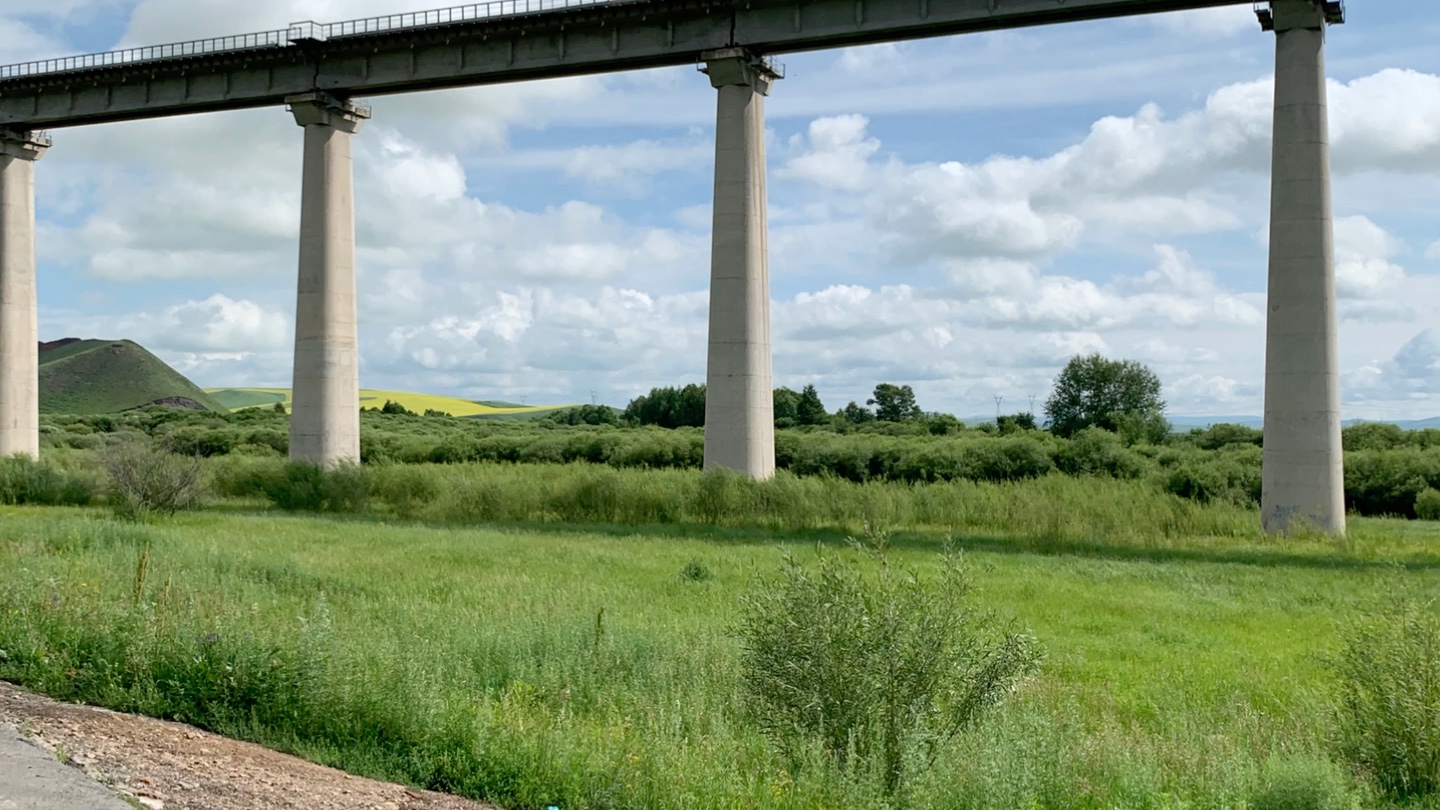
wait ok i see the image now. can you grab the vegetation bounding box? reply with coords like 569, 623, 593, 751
39, 339, 227, 414
1333, 599, 1440, 798
0, 505, 1434, 808
10, 346, 1440, 806
739, 536, 1041, 795
1045, 354, 1167, 442
102, 440, 207, 520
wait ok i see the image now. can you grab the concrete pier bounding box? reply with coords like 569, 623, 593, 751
701, 49, 780, 479
1260, 0, 1344, 534
287, 93, 368, 467
0, 129, 48, 460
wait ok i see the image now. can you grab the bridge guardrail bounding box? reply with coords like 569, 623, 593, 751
0, 0, 623, 80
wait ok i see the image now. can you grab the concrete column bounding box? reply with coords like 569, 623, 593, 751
701, 48, 781, 479
0, 129, 49, 460
1260, 0, 1344, 534
286, 93, 369, 467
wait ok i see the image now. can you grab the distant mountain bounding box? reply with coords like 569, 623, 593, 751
39, 338, 227, 414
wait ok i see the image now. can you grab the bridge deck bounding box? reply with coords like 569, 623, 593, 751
0, 0, 1255, 129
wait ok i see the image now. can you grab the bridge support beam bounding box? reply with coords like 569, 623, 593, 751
287, 93, 368, 467
1260, 0, 1344, 534
0, 129, 47, 460
701, 49, 780, 479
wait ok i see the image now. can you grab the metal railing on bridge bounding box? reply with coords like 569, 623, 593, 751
0, 0, 626, 80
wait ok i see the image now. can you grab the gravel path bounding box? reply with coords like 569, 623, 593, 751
0, 681, 500, 810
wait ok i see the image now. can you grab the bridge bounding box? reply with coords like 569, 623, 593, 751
0, 0, 1348, 533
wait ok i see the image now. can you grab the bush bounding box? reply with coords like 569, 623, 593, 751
1333, 600, 1440, 798
258, 462, 370, 514
0, 455, 97, 506
737, 535, 1041, 796
103, 441, 208, 520
1416, 488, 1440, 521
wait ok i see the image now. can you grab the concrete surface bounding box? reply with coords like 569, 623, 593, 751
0, 726, 132, 810
1261, 0, 1345, 534
288, 94, 368, 467
3, 0, 1263, 130
701, 49, 778, 479
0, 131, 46, 460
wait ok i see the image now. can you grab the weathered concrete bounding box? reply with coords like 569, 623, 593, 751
702, 49, 779, 479
0, 726, 132, 809
1, 0, 1258, 130
1261, 0, 1344, 534
0, 130, 47, 460
288, 93, 368, 467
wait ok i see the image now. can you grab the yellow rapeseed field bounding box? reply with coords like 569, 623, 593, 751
204, 387, 564, 417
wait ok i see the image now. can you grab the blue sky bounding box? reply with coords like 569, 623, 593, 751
3, 0, 1439, 418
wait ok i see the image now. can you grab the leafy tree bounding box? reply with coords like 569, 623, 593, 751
839, 401, 876, 424
546, 404, 619, 426
272, 402, 287, 415
997, 412, 1037, 434
796, 384, 827, 426
927, 413, 965, 436
773, 387, 801, 429
380, 400, 415, 416
1044, 354, 1166, 440
868, 383, 923, 422
623, 385, 706, 428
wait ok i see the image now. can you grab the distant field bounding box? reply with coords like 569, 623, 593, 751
206, 387, 572, 418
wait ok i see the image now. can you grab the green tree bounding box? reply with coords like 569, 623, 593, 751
380, 400, 415, 416
1044, 354, 1167, 440
622, 385, 706, 428
546, 404, 619, 426
868, 383, 923, 422
773, 387, 801, 429
795, 384, 827, 426
839, 401, 875, 424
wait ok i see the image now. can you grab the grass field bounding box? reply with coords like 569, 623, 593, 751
205, 387, 572, 419
2, 500, 1438, 809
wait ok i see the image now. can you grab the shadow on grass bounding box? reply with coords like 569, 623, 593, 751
477, 520, 1440, 572
179, 501, 1440, 573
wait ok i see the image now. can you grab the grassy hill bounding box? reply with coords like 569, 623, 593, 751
39, 339, 227, 414
207, 387, 572, 419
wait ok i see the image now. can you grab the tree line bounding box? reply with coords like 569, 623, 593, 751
586, 354, 1167, 440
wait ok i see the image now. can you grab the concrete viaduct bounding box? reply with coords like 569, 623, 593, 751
0, 0, 1348, 533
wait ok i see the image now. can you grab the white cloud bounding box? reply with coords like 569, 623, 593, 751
1334, 216, 1406, 299
1146, 7, 1256, 39
1426, 240, 1440, 261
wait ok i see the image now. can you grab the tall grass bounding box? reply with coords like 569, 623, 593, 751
1, 509, 1434, 808
211, 457, 1260, 544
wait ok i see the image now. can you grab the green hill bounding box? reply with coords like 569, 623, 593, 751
39, 338, 227, 414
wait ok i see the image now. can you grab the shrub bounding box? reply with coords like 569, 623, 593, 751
259, 462, 370, 514
371, 464, 441, 519
103, 441, 208, 520
737, 535, 1041, 796
1333, 600, 1440, 798
1416, 488, 1440, 521
0, 455, 97, 506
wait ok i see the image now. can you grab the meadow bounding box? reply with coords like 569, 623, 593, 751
1, 466, 1439, 808
3, 411, 1440, 808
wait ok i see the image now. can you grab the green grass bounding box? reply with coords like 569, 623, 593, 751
2, 501, 1439, 808
39, 339, 226, 414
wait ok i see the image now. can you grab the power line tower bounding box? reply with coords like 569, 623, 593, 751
994, 394, 1004, 421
